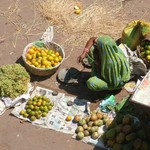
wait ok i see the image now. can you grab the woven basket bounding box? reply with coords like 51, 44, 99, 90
22, 41, 65, 76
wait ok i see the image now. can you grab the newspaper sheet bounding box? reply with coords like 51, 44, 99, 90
11, 86, 109, 149
11, 86, 90, 134
131, 70, 150, 106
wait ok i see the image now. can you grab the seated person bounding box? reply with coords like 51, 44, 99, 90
77, 35, 131, 91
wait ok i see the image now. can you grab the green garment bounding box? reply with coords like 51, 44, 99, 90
86, 35, 131, 91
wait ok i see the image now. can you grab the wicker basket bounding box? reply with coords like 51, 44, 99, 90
22, 41, 65, 76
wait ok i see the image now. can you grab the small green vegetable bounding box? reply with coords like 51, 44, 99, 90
0, 63, 30, 99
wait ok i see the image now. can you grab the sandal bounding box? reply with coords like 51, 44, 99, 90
57, 67, 81, 84
82, 58, 92, 69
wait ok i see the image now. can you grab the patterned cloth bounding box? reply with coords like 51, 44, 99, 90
86, 35, 131, 91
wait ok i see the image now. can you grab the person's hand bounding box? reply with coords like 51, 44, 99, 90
77, 53, 86, 64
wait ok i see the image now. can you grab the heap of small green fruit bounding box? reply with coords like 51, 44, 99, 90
139, 40, 150, 61
102, 114, 150, 150
74, 110, 110, 140
19, 95, 54, 121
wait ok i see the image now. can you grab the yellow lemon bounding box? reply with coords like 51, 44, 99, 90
74, 9, 81, 14
146, 55, 150, 61
66, 115, 72, 121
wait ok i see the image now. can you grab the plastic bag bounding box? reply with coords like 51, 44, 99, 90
121, 20, 150, 51
99, 95, 115, 113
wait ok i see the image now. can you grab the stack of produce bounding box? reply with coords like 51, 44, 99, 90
139, 40, 150, 62
74, 110, 109, 140
102, 114, 150, 150
0, 64, 30, 99
19, 95, 54, 121
25, 45, 63, 69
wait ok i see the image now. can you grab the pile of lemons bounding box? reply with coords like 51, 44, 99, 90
19, 95, 54, 121
26, 45, 63, 69
140, 40, 150, 61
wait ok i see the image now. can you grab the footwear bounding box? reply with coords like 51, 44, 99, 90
82, 58, 92, 69
57, 67, 81, 84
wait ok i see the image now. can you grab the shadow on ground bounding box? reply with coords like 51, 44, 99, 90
58, 78, 121, 103
16, 56, 55, 82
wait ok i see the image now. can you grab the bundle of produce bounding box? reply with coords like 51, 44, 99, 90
19, 95, 54, 121
74, 110, 109, 140
138, 40, 150, 67
102, 114, 150, 150
0, 64, 30, 99
25, 45, 63, 69
121, 20, 150, 51
22, 41, 65, 76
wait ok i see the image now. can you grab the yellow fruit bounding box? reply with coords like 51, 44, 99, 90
48, 56, 54, 61
140, 47, 144, 51
66, 115, 72, 121
42, 112, 47, 117
141, 52, 146, 58
29, 116, 36, 121
74, 9, 81, 14
23, 113, 29, 118
29, 105, 34, 110
34, 106, 39, 111
146, 55, 150, 61
55, 52, 60, 56
26, 109, 31, 114
36, 114, 42, 119
54, 57, 59, 63
26, 53, 32, 60
26, 60, 31, 65
145, 50, 150, 55
37, 101, 42, 106
58, 56, 62, 62
28, 48, 35, 54
73, 115, 81, 123
20, 110, 26, 116
29, 111, 35, 116
48, 105, 52, 110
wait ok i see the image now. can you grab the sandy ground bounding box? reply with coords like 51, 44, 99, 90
0, 0, 150, 150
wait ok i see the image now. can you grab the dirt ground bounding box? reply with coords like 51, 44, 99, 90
0, 0, 150, 150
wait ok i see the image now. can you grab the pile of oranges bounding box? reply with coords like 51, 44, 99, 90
19, 95, 54, 121
25, 45, 63, 69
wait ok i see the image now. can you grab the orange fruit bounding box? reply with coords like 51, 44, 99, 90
65, 115, 72, 121
28, 48, 35, 54
55, 52, 60, 56
54, 57, 59, 63
26, 53, 32, 60
48, 56, 54, 61
58, 56, 62, 62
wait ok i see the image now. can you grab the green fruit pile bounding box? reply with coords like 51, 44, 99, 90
102, 114, 150, 150
75, 110, 108, 140
140, 40, 150, 61
19, 95, 54, 121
